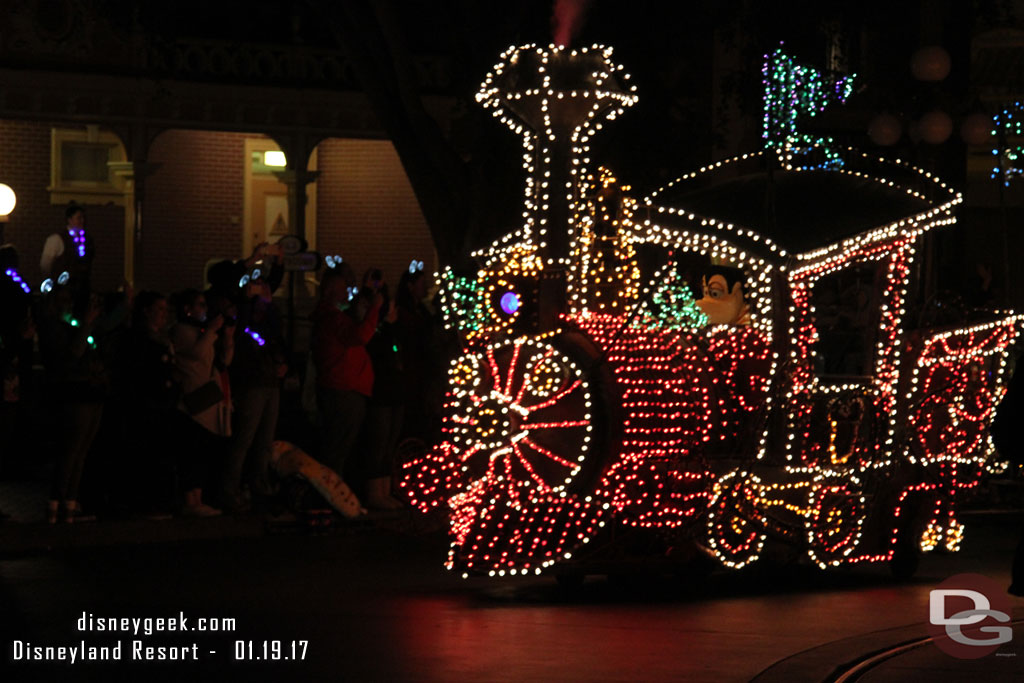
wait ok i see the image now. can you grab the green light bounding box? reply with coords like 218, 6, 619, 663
635, 278, 708, 331
993, 102, 1024, 186
441, 269, 496, 335
762, 47, 855, 170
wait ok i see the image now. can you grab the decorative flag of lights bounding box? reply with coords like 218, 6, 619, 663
762, 46, 856, 169
403, 42, 1020, 580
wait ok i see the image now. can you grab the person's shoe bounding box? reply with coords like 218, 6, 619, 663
182, 503, 222, 518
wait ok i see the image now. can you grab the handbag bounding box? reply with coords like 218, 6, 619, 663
182, 379, 224, 415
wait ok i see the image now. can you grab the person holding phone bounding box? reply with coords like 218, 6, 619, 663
170, 289, 233, 517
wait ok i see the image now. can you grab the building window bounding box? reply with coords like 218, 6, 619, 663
49, 126, 128, 206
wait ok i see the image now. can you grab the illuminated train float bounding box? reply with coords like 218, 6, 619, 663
399, 44, 1022, 579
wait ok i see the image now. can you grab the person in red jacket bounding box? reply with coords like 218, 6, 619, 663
311, 265, 381, 485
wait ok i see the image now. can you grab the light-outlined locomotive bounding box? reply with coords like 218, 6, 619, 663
400, 44, 1021, 579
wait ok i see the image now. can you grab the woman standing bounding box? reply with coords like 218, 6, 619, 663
170, 289, 232, 516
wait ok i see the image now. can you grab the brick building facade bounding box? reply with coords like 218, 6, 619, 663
0, 122, 435, 298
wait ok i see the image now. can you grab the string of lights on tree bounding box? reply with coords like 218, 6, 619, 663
403, 42, 1021, 578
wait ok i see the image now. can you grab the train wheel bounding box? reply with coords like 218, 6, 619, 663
445, 337, 596, 501
806, 484, 866, 569
707, 472, 767, 569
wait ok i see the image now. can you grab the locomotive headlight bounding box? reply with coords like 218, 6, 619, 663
500, 290, 521, 315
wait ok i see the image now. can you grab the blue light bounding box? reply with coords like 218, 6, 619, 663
500, 291, 521, 315
243, 327, 267, 347
5, 268, 31, 294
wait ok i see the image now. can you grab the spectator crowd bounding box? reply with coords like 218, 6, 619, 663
0, 203, 445, 523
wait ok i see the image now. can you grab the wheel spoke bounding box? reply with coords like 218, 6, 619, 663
514, 443, 553, 492
521, 437, 580, 471
523, 379, 582, 413
505, 342, 523, 396
524, 420, 589, 430
486, 347, 502, 393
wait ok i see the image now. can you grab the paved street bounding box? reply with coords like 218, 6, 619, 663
1, 510, 1023, 682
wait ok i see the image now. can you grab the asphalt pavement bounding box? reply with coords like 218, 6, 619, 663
1, 483, 1023, 682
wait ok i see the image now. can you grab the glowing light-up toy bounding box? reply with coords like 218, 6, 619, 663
243, 327, 267, 347
4, 268, 31, 294
69, 228, 87, 258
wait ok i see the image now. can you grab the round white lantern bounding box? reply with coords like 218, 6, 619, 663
0, 184, 16, 217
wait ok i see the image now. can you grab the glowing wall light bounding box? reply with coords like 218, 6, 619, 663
264, 151, 287, 167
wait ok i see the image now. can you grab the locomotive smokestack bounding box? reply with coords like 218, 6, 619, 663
477, 44, 637, 268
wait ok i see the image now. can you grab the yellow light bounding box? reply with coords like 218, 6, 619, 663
264, 151, 287, 167
0, 184, 16, 217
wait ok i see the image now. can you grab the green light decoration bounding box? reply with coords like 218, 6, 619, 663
440, 269, 495, 337
992, 101, 1024, 186
762, 46, 856, 170
634, 279, 708, 331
